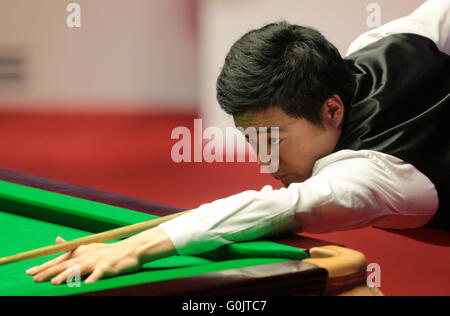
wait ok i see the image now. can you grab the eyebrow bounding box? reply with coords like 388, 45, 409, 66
244, 127, 284, 138
256, 127, 284, 134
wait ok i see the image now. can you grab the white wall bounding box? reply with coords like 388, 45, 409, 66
198, 0, 426, 138
0, 0, 427, 113
0, 0, 198, 110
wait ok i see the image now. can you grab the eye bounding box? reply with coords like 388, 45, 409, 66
246, 137, 256, 145
270, 138, 281, 145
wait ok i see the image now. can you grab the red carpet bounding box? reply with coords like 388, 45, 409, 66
0, 109, 448, 296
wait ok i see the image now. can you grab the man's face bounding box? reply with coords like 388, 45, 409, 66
234, 102, 342, 185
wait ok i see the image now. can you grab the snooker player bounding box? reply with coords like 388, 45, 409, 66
27, 0, 449, 284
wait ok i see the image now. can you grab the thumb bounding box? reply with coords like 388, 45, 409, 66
55, 236, 67, 244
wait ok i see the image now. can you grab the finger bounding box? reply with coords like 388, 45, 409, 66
33, 259, 78, 282
26, 236, 71, 275
51, 264, 83, 285
26, 252, 73, 276
84, 267, 106, 284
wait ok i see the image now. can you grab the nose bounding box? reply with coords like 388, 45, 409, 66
257, 156, 281, 174
257, 155, 271, 166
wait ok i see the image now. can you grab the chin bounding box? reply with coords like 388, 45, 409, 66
279, 176, 296, 186
281, 175, 307, 186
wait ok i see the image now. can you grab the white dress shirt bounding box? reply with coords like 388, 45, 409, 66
346, 0, 450, 56
160, 0, 447, 256
161, 150, 438, 256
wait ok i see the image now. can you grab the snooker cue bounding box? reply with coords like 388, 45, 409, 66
0, 210, 191, 266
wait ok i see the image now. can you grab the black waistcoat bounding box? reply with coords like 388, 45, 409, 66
335, 33, 450, 230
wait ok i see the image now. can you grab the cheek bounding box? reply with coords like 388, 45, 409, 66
279, 144, 315, 174
278, 146, 300, 169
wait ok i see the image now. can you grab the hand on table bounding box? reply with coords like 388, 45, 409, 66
25, 226, 176, 285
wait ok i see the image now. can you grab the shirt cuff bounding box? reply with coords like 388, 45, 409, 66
159, 206, 232, 256
159, 185, 297, 256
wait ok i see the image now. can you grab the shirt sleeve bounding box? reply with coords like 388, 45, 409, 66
346, 0, 450, 56
159, 150, 438, 256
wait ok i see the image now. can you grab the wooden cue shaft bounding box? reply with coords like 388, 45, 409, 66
0, 210, 191, 266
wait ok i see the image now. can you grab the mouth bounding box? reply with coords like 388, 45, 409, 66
272, 174, 287, 181
272, 173, 301, 185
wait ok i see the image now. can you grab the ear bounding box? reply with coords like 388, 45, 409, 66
322, 94, 345, 129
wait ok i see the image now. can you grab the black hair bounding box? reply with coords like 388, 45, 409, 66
216, 21, 356, 124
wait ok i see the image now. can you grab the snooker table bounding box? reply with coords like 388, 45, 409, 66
0, 167, 382, 296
